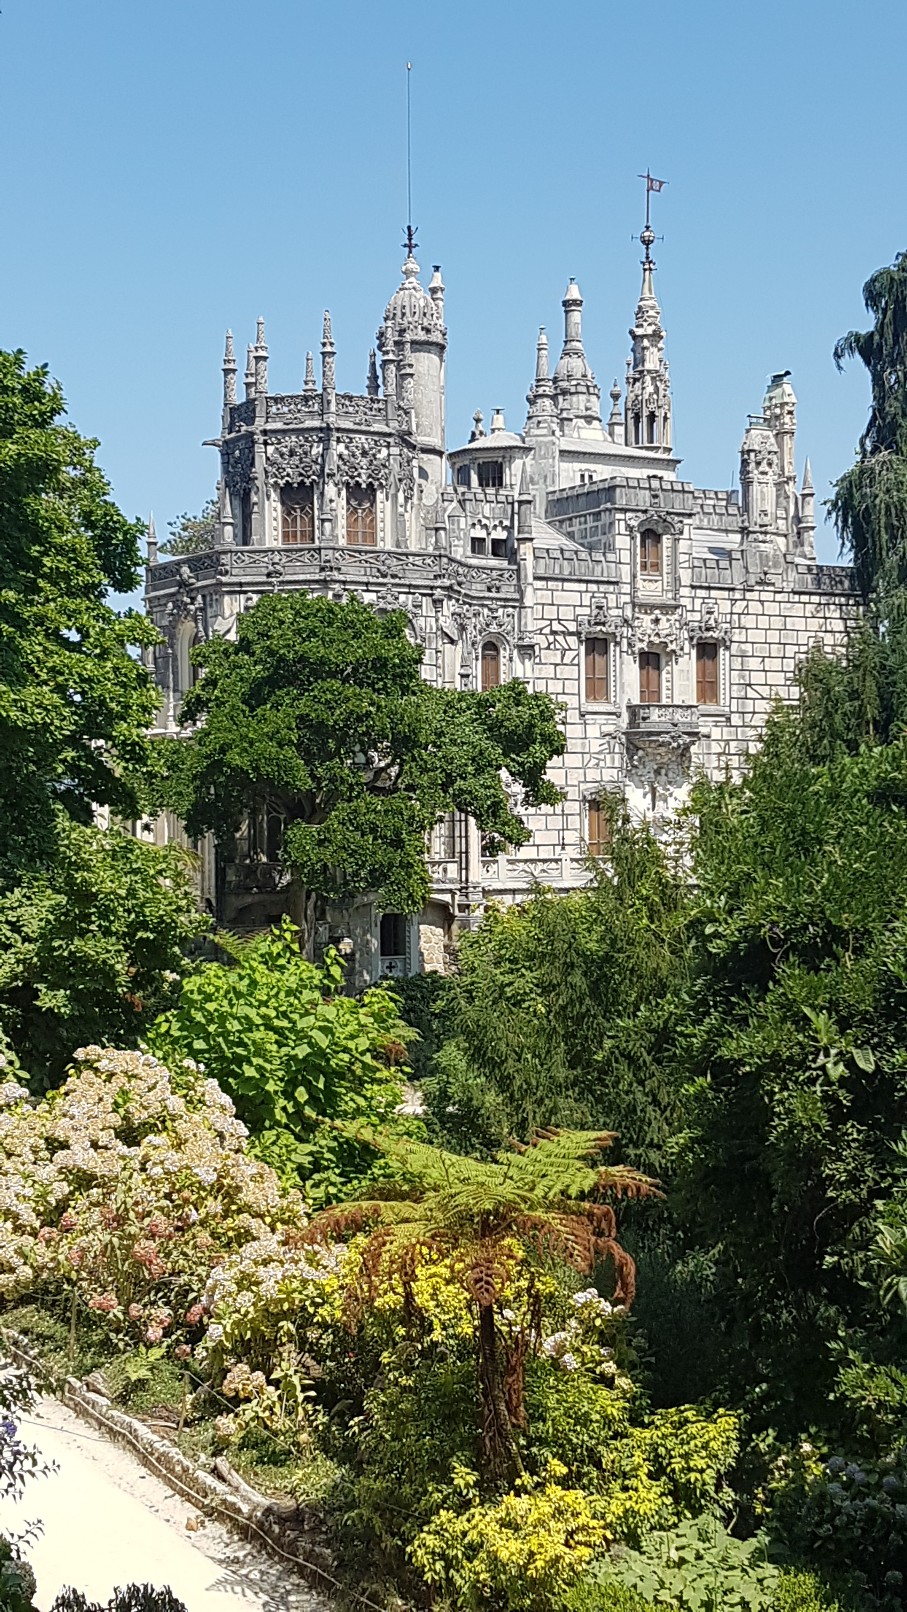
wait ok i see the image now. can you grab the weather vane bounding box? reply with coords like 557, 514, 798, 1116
403, 62, 418, 258
637, 169, 666, 262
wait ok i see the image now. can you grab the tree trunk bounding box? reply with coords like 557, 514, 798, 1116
477, 1303, 523, 1487
286, 880, 319, 960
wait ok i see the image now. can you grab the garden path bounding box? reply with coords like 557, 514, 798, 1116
8, 1398, 335, 1612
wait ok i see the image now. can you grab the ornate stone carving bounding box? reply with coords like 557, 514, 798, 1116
577, 599, 625, 639
336, 433, 392, 490
228, 400, 256, 431
267, 395, 320, 426
688, 598, 732, 647
626, 606, 687, 656
336, 393, 388, 426
224, 436, 254, 495
166, 564, 207, 643
452, 603, 517, 652
265, 436, 322, 488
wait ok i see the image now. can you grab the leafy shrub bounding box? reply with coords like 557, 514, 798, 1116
147, 919, 411, 1202
409, 1469, 610, 1611
593, 1515, 780, 1611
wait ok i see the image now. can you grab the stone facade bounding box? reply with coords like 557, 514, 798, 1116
143, 232, 858, 985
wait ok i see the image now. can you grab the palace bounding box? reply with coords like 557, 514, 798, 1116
143, 219, 857, 984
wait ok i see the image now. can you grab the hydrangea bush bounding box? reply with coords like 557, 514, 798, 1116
0, 1046, 303, 1343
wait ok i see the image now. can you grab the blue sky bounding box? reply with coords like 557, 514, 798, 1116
1, 0, 903, 598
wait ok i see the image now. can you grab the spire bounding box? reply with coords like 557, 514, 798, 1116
553, 280, 602, 433
244, 343, 255, 400
526, 326, 558, 436
147, 512, 158, 565
303, 350, 316, 395
253, 317, 268, 396
367, 348, 380, 398
798, 456, 816, 555
222, 330, 237, 408
624, 192, 672, 452
607, 379, 624, 445
321, 310, 336, 397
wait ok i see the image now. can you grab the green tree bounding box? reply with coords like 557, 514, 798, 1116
161, 592, 564, 945
147, 917, 413, 1202
159, 497, 219, 557
422, 800, 690, 1172
831, 252, 907, 604
309, 1126, 658, 1484
673, 715, 907, 1426
0, 350, 157, 869
0, 819, 204, 1088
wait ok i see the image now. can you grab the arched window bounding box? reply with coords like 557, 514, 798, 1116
189, 630, 205, 687
481, 640, 501, 691
346, 482, 377, 546
281, 483, 315, 545
639, 528, 662, 576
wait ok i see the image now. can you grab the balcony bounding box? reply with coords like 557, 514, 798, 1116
625, 702, 700, 767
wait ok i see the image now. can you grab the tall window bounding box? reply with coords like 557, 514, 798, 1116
696, 640, 720, 705
241, 487, 252, 545
379, 913, 407, 974
280, 483, 315, 545
639, 528, 662, 576
481, 641, 501, 690
584, 637, 610, 703
586, 798, 610, 858
346, 482, 377, 546
477, 460, 504, 489
639, 650, 662, 704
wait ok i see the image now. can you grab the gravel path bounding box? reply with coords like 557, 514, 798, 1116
7, 1397, 335, 1612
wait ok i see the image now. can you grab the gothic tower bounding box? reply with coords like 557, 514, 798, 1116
377, 245, 447, 489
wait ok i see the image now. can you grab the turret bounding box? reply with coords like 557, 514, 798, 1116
378, 246, 447, 486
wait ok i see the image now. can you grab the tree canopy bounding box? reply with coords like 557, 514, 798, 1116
0, 351, 157, 872
158, 496, 219, 557
161, 591, 564, 924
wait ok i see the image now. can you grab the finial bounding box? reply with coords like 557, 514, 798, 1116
222, 329, 237, 406
536, 327, 549, 380
147, 512, 158, 564
253, 317, 268, 396
802, 457, 813, 491
471, 409, 485, 441
403, 61, 417, 265
367, 348, 380, 398
321, 310, 336, 396
244, 343, 255, 399
304, 350, 316, 392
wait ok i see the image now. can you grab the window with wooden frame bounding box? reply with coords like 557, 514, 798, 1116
638, 650, 662, 704
639, 528, 663, 576
280, 483, 315, 545
477, 459, 504, 489
345, 482, 377, 546
584, 636, 610, 703
481, 640, 501, 691
696, 640, 720, 705
586, 797, 611, 858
